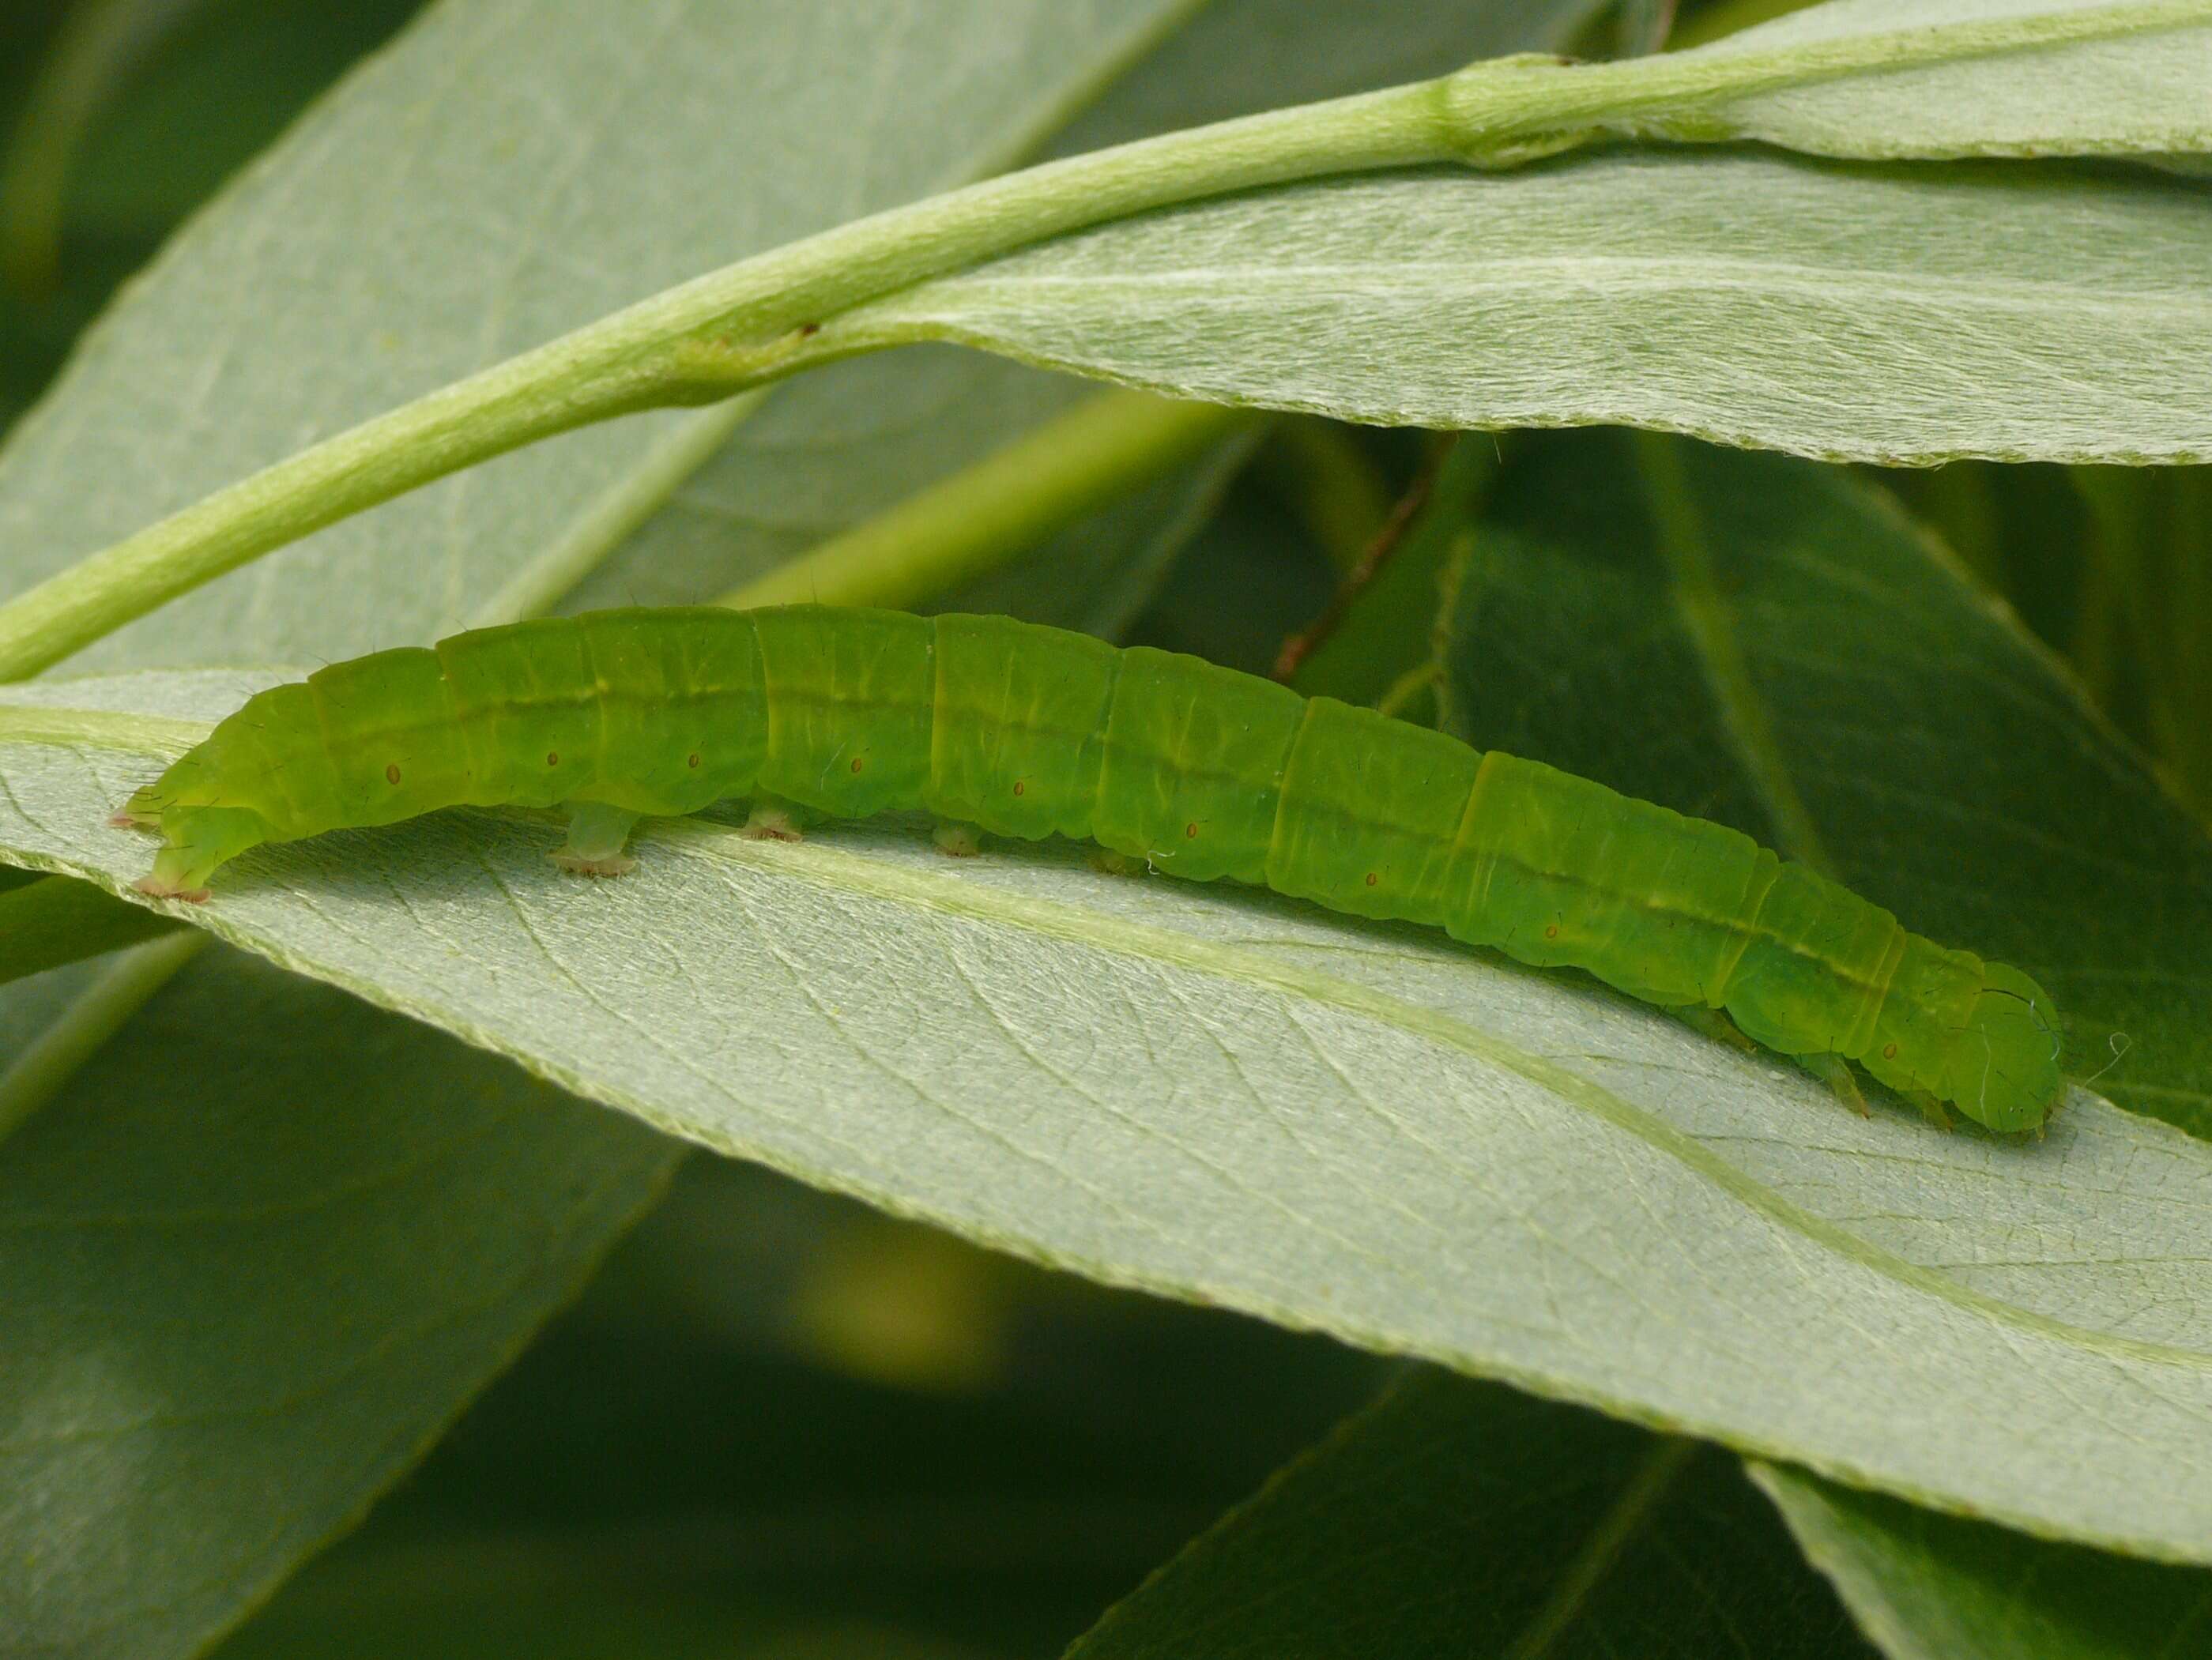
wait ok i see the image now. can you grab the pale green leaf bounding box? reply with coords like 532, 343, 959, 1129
1675, 0, 2212, 160
3, 663, 2210, 1565
831, 149, 2212, 464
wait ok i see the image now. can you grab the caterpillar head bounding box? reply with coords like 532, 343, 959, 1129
1943, 963, 2063, 1134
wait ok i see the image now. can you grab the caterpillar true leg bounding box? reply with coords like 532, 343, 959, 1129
551, 802, 640, 877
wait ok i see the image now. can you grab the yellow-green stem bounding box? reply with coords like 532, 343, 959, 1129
0, 929, 204, 1146
1501, 1437, 1701, 1660
722, 390, 1253, 612
0, 2, 2199, 678
0, 0, 190, 296
1260, 421, 1397, 574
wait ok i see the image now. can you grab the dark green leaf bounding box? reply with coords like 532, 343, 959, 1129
1068, 1370, 1876, 1660
0, 869, 178, 984
1438, 429, 2212, 1137
0, 947, 674, 1658
1754, 1465, 2212, 1660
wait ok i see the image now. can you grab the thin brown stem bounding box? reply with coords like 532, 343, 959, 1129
1272, 433, 1460, 683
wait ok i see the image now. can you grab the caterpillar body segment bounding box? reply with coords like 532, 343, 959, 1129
122, 605, 2062, 1131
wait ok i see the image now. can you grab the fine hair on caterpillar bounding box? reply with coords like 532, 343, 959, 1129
115, 604, 2065, 1133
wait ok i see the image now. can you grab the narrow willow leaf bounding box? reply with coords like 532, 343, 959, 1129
4, 667, 2211, 1562
1674, 0, 2212, 160
1068, 1371, 1876, 1659
0, 945, 675, 1659
835, 149, 2212, 464
1751, 1465, 2212, 1660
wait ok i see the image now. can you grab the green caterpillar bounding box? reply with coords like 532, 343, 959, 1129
117, 604, 2062, 1131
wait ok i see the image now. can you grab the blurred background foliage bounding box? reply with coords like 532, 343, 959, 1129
3, 1, 2203, 1655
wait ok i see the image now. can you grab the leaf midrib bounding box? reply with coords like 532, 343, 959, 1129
897, 258, 2212, 313
631, 819, 2210, 1378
